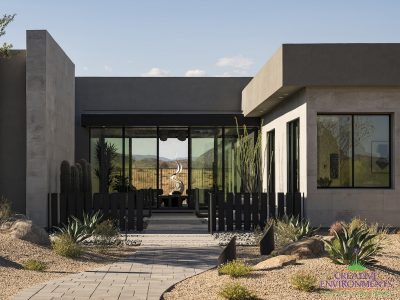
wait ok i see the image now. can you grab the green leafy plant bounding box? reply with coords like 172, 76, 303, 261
324, 222, 383, 265
56, 211, 102, 243
0, 196, 12, 221
218, 260, 254, 278
290, 271, 317, 292
52, 233, 82, 258
23, 259, 47, 272
94, 219, 119, 246
219, 283, 258, 300
0, 14, 16, 58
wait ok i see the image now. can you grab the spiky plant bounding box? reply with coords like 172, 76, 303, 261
324, 223, 383, 265
95, 138, 117, 193
56, 211, 102, 243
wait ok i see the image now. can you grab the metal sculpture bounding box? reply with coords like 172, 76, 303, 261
170, 159, 184, 194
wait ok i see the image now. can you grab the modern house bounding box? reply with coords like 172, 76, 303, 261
0, 30, 399, 228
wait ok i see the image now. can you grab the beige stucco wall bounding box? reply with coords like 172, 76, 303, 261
306, 87, 400, 227
261, 91, 307, 196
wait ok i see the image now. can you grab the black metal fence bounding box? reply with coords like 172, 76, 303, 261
208, 192, 304, 233
48, 190, 147, 231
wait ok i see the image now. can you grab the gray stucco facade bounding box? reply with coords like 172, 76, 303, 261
0, 30, 399, 228
0, 50, 27, 214
26, 31, 75, 227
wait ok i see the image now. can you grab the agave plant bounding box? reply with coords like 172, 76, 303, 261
324, 223, 382, 265
56, 211, 103, 243
275, 215, 317, 242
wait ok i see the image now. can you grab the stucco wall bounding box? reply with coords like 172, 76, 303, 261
306, 87, 400, 227
0, 51, 26, 213
26, 31, 75, 227
261, 90, 307, 196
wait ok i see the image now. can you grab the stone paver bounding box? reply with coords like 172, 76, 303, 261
13, 213, 220, 300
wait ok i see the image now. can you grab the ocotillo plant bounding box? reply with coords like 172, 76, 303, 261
60, 160, 71, 194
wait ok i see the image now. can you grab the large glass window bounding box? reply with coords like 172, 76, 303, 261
317, 115, 391, 188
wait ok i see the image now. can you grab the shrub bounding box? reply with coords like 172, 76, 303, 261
218, 260, 254, 278
273, 216, 317, 247
23, 259, 47, 272
56, 211, 102, 243
329, 221, 344, 236
0, 196, 12, 221
324, 222, 383, 265
290, 271, 317, 292
94, 219, 119, 245
219, 283, 258, 300
52, 233, 82, 258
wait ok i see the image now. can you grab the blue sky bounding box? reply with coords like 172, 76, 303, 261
2, 0, 400, 76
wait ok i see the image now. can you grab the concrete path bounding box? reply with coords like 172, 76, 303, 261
13, 213, 221, 300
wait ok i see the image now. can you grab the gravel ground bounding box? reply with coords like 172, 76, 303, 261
213, 231, 258, 246
0, 233, 137, 300
163, 234, 400, 300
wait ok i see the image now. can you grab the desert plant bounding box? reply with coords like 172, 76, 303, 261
23, 259, 47, 272
273, 216, 317, 247
290, 271, 317, 292
324, 222, 383, 265
235, 118, 263, 193
0, 14, 16, 57
95, 138, 117, 193
0, 196, 12, 221
94, 219, 119, 245
218, 260, 253, 278
56, 211, 102, 243
329, 221, 344, 236
52, 233, 82, 258
219, 283, 258, 300
60, 160, 71, 194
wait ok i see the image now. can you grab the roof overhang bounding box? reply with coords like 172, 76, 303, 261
242, 43, 400, 117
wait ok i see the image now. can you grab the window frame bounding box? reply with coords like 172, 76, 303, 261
317, 113, 392, 189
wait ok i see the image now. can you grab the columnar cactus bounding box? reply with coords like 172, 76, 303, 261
78, 159, 91, 194
60, 160, 71, 194
75, 162, 84, 192
70, 165, 80, 194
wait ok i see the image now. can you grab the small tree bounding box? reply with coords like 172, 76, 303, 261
0, 14, 16, 58
95, 138, 117, 193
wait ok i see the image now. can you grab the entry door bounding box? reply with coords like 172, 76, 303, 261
287, 119, 300, 193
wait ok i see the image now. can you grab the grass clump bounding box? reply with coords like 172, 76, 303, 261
290, 271, 318, 292
219, 283, 258, 300
218, 260, 253, 278
0, 196, 12, 221
94, 219, 119, 245
52, 233, 82, 258
23, 259, 47, 272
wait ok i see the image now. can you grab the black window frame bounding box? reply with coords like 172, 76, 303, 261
317, 113, 392, 189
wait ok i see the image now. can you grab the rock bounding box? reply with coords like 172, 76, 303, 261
278, 237, 325, 258
6, 219, 50, 246
254, 255, 297, 270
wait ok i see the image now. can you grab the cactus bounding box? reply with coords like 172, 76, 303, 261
78, 159, 91, 194
86, 162, 92, 196
70, 165, 80, 194
60, 160, 71, 194
75, 162, 84, 192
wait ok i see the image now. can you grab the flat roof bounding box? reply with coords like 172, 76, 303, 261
242, 43, 400, 117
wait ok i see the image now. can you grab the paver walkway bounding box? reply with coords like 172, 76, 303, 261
13, 213, 221, 300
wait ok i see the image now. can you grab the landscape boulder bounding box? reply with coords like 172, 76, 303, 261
278, 237, 325, 259
4, 219, 50, 246
254, 255, 297, 270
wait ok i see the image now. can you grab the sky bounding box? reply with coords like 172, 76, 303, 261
2, 0, 400, 77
